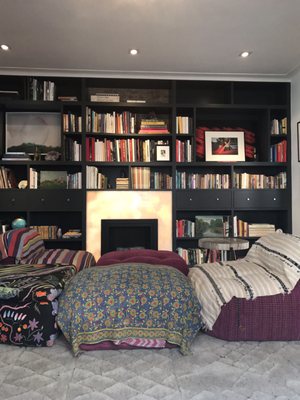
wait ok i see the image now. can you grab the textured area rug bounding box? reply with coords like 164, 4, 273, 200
1, 333, 300, 400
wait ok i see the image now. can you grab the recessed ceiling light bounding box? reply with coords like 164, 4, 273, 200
129, 49, 139, 56
1, 44, 10, 51
240, 51, 252, 58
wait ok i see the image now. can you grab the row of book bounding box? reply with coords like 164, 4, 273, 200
177, 247, 205, 266
176, 172, 230, 189
30, 78, 56, 101
131, 167, 172, 190
177, 246, 229, 265
234, 172, 287, 189
86, 108, 136, 134
29, 169, 82, 189
0, 166, 17, 188
85, 137, 170, 162
176, 116, 193, 134
176, 139, 192, 162
270, 140, 287, 162
30, 225, 58, 239
86, 166, 172, 190
65, 139, 82, 161
63, 112, 82, 133
233, 217, 276, 237
86, 166, 108, 189
271, 118, 288, 135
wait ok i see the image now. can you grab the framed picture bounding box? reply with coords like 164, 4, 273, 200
205, 131, 245, 162
39, 170, 67, 189
6, 112, 61, 155
195, 215, 227, 238
298, 122, 300, 162
156, 145, 170, 161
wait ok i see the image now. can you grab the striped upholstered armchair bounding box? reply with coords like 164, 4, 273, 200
0, 228, 95, 272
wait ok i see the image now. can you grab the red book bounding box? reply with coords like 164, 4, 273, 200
91, 138, 95, 161
86, 137, 90, 161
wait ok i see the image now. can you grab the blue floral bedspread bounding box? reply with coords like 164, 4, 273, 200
57, 263, 202, 355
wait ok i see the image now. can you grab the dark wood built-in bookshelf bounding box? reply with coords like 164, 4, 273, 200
0, 76, 291, 263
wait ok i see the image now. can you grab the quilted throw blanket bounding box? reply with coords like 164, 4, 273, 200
189, 232, 300, 330
57, 263, 202, 355
0, 263, 76, 347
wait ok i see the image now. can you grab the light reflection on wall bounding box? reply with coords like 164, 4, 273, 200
86, 191, 172, 261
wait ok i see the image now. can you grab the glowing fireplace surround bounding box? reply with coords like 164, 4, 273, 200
86, 191, 172, 261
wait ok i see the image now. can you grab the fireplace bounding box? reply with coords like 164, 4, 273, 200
101, 219, 158, 255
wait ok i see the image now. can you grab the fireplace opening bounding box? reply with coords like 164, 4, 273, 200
101, 219, 158, 255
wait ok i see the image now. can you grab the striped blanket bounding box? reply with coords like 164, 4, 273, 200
189, 232, 300, 330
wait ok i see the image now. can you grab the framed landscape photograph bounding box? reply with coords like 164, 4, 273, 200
39, 170, 67, 189
195, 215, 226, 238
205, 131, 245, 162
6, 112, 61, 155
156, 145, 170, 161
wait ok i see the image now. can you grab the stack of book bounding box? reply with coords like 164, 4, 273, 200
62, 230, 82, 239
176, 116, 193, 134
90, 93, 120, 103
30, 225, 58, 239
116, 177, 129, 189
248, 223, 276, 237
138, 119, 169, 134
2, 152, 31, 161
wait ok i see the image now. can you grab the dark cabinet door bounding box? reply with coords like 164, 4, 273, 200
29, 190, 83, 211
0, 190, 32, 211
176, 189, 232, 210
233, 189, 288, 209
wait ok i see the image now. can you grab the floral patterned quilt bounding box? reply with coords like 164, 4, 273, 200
0, 263, 76, 347
57, 263, 202, 355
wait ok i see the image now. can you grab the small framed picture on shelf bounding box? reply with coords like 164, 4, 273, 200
205, 131, 245, 162
297, 122, 300, 162
156, 145, 170, 162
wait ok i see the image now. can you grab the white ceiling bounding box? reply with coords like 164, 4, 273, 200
1, 0, 300, 80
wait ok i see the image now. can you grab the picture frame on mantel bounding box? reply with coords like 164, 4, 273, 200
297, 122, 300, 162
205, 130, 245, 162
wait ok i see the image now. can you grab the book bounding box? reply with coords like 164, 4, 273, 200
126, 99, 146, 103
58, 96, 78, 101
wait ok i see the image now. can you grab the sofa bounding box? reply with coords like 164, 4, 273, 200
0, 228, 96, 347
189, 231, 300, 341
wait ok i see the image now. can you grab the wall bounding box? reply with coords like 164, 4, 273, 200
291, 68, 300, 234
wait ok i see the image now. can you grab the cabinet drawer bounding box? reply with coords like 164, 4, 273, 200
0, 190, 32, 211
233, 190, 288, 209
29, 190, 83, 211
176, 190, 231, 210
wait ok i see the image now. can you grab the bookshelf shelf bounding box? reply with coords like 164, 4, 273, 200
0, 76, 291, 261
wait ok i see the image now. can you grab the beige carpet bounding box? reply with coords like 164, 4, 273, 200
1, 333, 300, 400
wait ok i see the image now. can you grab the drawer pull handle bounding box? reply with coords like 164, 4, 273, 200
216, 197, 220, 201
66, 198, 71, 202
40, 198, 45, 203
11, 198, 15, 203
273, 197, 277, 201
189, 198, 192, 201
247, 197, 250, 201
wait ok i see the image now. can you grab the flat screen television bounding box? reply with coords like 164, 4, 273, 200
5, 111, 61, 155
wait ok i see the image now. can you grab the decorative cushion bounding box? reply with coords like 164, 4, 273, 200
27, 248, 96, 273
96, 249, 189, 276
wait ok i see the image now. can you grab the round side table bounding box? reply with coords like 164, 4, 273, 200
198, 237, 250, 262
